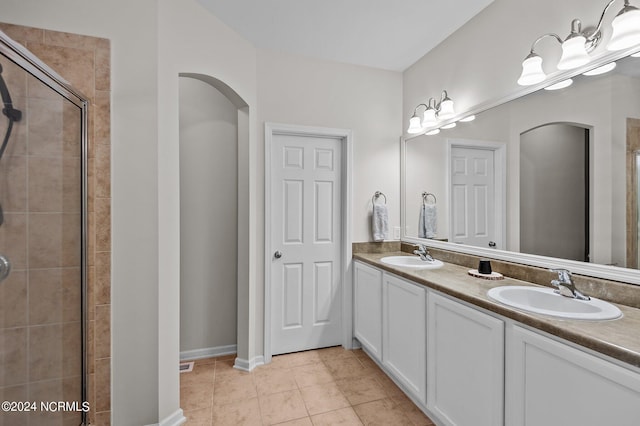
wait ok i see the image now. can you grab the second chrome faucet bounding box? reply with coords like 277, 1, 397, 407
413, 244, 435, 262
550, 268, 590, 300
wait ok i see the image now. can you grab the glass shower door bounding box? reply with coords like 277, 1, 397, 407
0, 43, 86, 426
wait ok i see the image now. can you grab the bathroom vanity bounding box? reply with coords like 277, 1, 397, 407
353, 252, 640, 426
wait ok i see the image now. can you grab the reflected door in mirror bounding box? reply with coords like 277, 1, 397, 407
451, 146, 496, 248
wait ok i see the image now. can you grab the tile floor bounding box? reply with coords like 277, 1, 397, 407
180, 347, 436, 425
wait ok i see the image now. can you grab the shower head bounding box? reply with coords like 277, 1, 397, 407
0, 64, 21, 122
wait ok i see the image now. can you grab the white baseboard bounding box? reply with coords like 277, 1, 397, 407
145, 408, 186, 426
179, 344, 237, 361
234, 355, 264, 372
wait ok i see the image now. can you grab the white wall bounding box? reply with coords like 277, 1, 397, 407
179, 76, 238, 354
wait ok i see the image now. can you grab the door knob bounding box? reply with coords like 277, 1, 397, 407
274, 251, 283, 259
488, 241, 497, 248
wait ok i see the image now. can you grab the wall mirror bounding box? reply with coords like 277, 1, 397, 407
401, 48, 640, 285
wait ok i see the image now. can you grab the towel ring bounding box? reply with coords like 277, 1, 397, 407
422, 192, 437, 205
373, 191, 387, 204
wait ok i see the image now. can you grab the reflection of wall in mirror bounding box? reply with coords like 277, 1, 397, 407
405, 70, 640, 268
520, 124, 587, 262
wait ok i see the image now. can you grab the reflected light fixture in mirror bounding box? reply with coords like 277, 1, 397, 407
517, 0, 640, 86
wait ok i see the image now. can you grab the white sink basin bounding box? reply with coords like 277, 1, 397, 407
380, 256, 444, 270
487, 286, 622, 321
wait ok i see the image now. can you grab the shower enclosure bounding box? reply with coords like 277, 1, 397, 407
0, 33, 87, 426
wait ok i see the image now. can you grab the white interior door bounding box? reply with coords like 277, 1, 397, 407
450, 146, 496, 248
270, 132, 342, 355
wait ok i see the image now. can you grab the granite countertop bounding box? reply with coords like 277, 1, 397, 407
354, 251, 640, 369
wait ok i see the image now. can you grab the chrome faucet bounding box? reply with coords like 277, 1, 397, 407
549, 268, 590, 300
413, 244, 434, 262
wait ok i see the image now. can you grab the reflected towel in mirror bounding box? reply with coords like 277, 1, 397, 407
419, 204, 437, 238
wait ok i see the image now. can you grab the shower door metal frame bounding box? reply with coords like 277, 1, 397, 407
0, 31, 90, 425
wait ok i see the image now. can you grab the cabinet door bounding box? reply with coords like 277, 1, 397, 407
382, 273, 426, 403
427, 291, 504, 426
506, 325, 640, 426
353, 261, 383, 360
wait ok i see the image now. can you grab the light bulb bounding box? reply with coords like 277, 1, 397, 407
407, 116, 423, 134
422, 108, 438, 128
557, 36, 590, 70
517, 54, 546, 85
441, 122, 457, 129
425, 129, 441, 136
608, 6, 640, 51
460, 115, 476, 122
438, 98, 455, 119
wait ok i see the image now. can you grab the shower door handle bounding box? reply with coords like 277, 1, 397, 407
0, 254, 10, 283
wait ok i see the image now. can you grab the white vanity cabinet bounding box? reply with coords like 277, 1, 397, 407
426, 291, 504, 426
353, 258, 640, 426
382, 273, 427, 404
353, 261, 383, 360
506, 325, 640, 426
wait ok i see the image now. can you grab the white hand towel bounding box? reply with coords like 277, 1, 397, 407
419, 204, 437, 239
372, 202, 389, 242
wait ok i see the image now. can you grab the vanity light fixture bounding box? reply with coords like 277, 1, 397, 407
517, 0, 640, 86
425, 128, 441, 136
406, 90, 455, 134
441, 122, 457, 129
459, 115, 476, 122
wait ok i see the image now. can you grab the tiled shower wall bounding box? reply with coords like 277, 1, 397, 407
0, 23, 111, 425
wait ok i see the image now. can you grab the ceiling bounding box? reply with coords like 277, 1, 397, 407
197, 0, 494, 72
